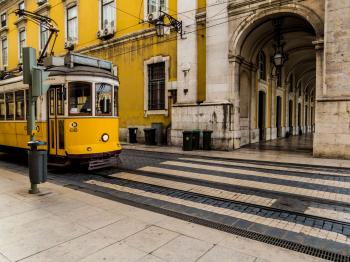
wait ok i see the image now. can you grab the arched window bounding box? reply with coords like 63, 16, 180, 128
258, 50, 266, 81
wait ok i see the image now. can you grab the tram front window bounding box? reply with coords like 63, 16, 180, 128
69, 82, 92, 116
96, 83, 112, 116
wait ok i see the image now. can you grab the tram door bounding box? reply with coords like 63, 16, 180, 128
48, 86, 66, 157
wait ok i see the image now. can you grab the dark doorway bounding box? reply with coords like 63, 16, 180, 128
276, 96, 282, 137
289, 100, 293, 135
305, 105, 308, 134
298, 103, 301, 134
258, 91, 266, 141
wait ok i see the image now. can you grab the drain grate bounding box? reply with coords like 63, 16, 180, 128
66, 183, 350, 262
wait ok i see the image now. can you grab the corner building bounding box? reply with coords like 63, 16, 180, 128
172, 0, 350, 159
0, 0, 349, 160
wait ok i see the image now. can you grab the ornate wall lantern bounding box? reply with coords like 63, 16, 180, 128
152, 9, 183, 38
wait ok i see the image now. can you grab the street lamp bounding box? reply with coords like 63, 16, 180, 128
155, 19, 165, 37
151, 9, 183, 38
272, 18, 288, 68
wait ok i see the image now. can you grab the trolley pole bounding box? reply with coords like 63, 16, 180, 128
23, 47, 49, 194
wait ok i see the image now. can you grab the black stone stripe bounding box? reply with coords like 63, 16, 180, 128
158, 164, 350, 195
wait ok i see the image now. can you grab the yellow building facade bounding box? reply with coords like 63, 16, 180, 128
0, 0, 204, 143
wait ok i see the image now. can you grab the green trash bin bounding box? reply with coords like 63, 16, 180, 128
203, 130, 213, 150
144, 128, 157, 145
128, 127, 138, 143
183, 131, 193, 151
192, 130, 200, 150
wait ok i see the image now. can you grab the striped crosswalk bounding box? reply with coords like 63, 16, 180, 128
139, 166, 350, 203
85, 155, 350, 253
162, 161, 350, 188
179, 157, 350, 177
110, 172, 277, 207
85, 178, 350, 246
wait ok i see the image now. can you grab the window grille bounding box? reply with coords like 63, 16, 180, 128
148, 62, 165, 110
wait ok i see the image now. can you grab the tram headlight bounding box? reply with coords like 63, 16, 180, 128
101, 133, 109, 142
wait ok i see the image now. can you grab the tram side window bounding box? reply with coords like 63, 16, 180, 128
114, 85, 118, 116
5, 93, 14, 120
69, 82, 92, 116
15, 91, 25, 120
0, 93, 5, 120
95, 83, 112, 116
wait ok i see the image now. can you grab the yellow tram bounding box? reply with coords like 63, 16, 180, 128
0, 53, 121, 169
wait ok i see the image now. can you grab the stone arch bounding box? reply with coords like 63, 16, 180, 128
230, 4, 324, 57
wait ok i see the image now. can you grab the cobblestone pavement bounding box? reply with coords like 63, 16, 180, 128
1, 149, 350, 261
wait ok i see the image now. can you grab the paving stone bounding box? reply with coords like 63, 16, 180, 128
233, 219, 253, 230
331, 224, 343, 234
304, 218, 315, 226
343, 226, 350, 236
248, 223, 269, 235
296, 216, 305, 222
323, 222, 332, 231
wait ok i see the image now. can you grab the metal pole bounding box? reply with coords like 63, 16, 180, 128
28, 89, 39, 194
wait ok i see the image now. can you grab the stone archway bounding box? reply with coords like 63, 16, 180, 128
228, 2, 324, 152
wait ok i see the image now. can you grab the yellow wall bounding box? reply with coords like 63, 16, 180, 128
0, 0, 178, 131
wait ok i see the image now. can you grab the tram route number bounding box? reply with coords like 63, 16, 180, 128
69, 122, 79, 133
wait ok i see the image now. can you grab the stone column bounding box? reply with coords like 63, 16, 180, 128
176, 0, 198, 104
229, 56, 242, 148
313, 40, 324, 100
205, 0, 229, 103
269, 76, 277, 140
250, 66, 258, 142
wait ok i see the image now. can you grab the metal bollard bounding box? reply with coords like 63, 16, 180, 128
28, 141, 47, 194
